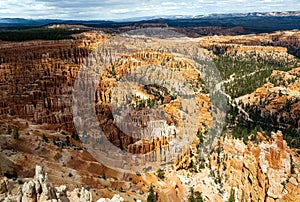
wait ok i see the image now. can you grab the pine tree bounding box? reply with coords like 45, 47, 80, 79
7, 125, 12, 135
194, 191, 204, 202
228, 188, 235, 202
188, 187, 195, 202
147, 184, 156, 202
13, 128, 19, 140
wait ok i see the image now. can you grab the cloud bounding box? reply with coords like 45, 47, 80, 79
111, 9, 130, 14
161, 2, 178, 6
0, 0, 299, 20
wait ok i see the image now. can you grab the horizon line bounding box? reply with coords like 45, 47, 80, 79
1, 10, 299, 22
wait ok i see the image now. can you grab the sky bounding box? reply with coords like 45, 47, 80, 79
0, 0, 299, 20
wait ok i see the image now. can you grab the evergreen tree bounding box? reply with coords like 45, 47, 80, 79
147, 184, 156, 202
188, 187, 195, 202
188, 187, 205, 202
13, 128, 19, 140
228, 188, 235, 202
194, 191, 204, 202
7, 125, 12, 135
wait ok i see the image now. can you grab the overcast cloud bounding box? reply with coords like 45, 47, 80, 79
0, 0, 299, 20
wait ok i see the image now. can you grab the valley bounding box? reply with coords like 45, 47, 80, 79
0, 18, 299, 201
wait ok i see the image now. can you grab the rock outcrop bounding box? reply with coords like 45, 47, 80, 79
198, 30, 300, 59
195, 131, 300, 202
0, 165, 93, 202
96, 194, 124, 202
0, 177, 8, 194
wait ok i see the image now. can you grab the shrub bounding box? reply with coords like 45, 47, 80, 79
156, 168, 165, 180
